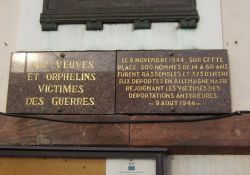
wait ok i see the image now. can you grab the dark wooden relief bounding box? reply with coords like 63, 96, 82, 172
40, 0, 199, 31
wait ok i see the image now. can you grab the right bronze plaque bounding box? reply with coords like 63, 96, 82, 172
116, 50, 231, 114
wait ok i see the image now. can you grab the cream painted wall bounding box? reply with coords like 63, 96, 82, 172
0, 0, 20, 112
1, 0, 250, 174
221, 0, 250, 110
166, 155, 250, 175
16, 0, 223, 51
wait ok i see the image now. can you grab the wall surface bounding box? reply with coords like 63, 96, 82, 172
221, 0, 250, 110
166, 155, 250, 175
0, 0, 20, 112
17, 0, 223, 51
1, 0, 250, 174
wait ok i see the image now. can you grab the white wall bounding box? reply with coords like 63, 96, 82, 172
166, 155, 250, 175
221, 0, 250, 110
1, 0, 250, 174
0, 0, 20, 112
17, 0, 223, 51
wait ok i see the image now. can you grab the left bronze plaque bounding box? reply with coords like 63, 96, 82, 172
7, 52, 116, 114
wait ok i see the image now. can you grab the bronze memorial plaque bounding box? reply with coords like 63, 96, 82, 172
7, 52, 116, 114
116, 50, 231, 114
40, 0, 199, 31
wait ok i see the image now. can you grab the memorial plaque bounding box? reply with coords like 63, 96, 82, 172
7, 52, 116, 114
40, 0, 199, 31
116, 50, 231, 114
7, 50, 231, 115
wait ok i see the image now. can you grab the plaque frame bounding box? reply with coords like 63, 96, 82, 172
40, 0, 199, 31
0, 146, 166, 175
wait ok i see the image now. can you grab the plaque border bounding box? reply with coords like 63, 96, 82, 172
40, 0, 199, 31
0, 146, 166, 175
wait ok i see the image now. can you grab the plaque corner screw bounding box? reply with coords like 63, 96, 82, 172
57, 108, 63, 113
169, 52, 174, 57
60, 53, 65, 58
170, 108, 176, 113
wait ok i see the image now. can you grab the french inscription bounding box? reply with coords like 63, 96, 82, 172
7, 52, 116, 114
116, 50, 231, 114
7, 50, 231, 115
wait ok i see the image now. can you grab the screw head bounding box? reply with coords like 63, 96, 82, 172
60, 53, 65, 58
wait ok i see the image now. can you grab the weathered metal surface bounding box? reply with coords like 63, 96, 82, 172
40, 0, 199, 31
116, 50, 231, 114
